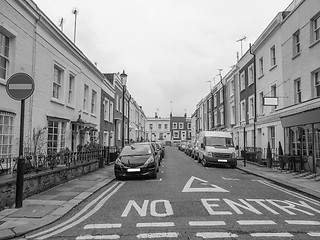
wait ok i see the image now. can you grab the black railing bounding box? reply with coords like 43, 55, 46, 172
238, 147, 278, 166
0, 146, 121, 176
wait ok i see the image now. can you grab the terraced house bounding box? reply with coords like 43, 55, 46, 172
193, 0, 320, 172
0, 0, 146, 173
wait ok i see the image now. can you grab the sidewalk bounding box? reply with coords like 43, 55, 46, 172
0, 162, 319, 240
237, 160, 320, 201
0, 164, 116, 240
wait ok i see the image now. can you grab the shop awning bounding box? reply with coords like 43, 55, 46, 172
280, 108, 320, 128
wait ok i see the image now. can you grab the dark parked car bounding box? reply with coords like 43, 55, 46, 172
151, 142, 163, 162
157, 141, 165, 159
179, 140, 188, 151
114, 142, 160, 180
185, 141, 193, 156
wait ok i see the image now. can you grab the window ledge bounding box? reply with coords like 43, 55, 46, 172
66, 104, 75, 110
91, 113, 97, 118
269, 64, 277, 71
292, 52, 301, 60
50, 98, 64, 106
82, 110, 89, 115
258, 74, 264, 80
310, 39, 320, 48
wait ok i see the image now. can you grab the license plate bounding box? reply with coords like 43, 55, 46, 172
218, 159, 227, 162
127, 168, 140, 172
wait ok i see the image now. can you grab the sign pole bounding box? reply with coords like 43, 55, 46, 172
15, 99, 25, 208
243, 125, 246, 167
6, 72, 35, 209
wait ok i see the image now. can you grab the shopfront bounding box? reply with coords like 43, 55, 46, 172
281, 108, 320, 173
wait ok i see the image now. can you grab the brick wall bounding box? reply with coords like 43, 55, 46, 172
0, 160, 99, 210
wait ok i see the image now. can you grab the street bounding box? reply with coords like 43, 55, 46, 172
22, 147, 320, 239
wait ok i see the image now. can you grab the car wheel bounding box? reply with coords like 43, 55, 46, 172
115, 174, 122, 180
201, 157, 207, 167
230, 163, 237, 168
151, 171, 157, 179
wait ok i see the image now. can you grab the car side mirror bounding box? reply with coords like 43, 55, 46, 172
235, 145, 239, 150
201, 143, 205, 149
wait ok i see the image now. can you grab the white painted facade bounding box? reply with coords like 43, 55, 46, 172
252, 12, 285, 151
145, 117, 171, 142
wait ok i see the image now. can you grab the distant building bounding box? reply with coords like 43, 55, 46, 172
170, 113, 191, 141
145, 114, 170, 142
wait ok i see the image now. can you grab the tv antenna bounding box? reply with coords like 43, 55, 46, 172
58, 17, 65, 32
236, 36, 246, 57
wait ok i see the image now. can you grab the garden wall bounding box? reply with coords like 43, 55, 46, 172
0, 160, 99, 210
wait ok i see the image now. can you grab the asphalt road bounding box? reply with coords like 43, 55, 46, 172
22, 147, 320, 239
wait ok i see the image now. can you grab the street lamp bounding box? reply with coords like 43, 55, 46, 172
120, 70, 127, 148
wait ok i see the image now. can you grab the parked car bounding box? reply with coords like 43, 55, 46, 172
114, 142, 160, 180
179, 140, 188, 151
157, 141, 165, 159
191, 140, 200, 161
172, 140, 181, 147
185, 141, 193, 156
152, 142, 164, 162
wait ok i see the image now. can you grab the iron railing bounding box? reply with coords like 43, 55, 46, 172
237, 147, 278, 165
0, 146, 121, 176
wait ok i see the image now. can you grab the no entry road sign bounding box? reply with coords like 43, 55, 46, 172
6, 73, 35, 101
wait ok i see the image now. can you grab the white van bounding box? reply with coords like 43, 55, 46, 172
197, 131, 237, 168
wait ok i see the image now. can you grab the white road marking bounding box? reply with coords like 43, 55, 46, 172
189, 221, 226, 226
182, 176, 229, 192
121, 199, 173, 217
146, 178, 162, 182
237, 220, 276, 225
76, 234, 120, 239
285, 220, 320, 225
256, 180, 320, 206
196, 232, 238, 238
29, 182, 125, 240
137, 232, 179, 238
308, 232, 320, 237
136, 222, 175, 227
222, 177, 239, 180
84, 224, 121, 229
250, 232, 293, 237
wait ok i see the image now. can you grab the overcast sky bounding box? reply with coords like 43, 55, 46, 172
33, 0, 293, 118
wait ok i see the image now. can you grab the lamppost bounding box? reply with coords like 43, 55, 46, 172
120, 70, 127, 148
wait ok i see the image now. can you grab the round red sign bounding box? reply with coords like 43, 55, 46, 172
6, 73, 35, 101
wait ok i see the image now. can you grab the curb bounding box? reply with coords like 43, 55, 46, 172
237, 166, 320, 202
0, 175, 116, 240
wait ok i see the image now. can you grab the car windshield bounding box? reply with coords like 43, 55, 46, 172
205, 137, 234, 147
120, 144, 152, 156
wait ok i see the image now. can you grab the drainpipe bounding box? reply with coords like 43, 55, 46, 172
249, 44, 257, 152
218, 71, 226, 130
127, 95, 132, 143
28, 13, 41, 149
